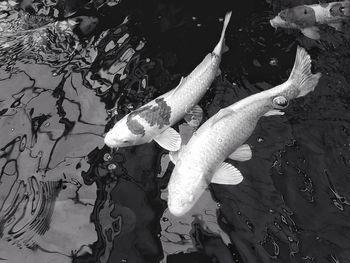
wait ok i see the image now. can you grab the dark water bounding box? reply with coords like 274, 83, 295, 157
0, 0, 349, 262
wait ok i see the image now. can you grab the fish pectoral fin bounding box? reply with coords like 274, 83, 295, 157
211, 162, 244, 185
154, 127, 182, 151
301, 27, 320, 40
263, 109, 285, 117
184, 105, 203, 127
328, 22, 344, 31
228, 144, 252, 162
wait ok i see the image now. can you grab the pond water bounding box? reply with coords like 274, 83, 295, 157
0, 0, 349, 262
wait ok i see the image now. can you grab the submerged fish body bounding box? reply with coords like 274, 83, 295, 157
167, 46, 322, 217
270, 1, 350, 40
104, 11, 232, 151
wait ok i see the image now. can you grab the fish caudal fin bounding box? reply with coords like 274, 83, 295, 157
213, 11, 232, 56
288, 46, 321, 98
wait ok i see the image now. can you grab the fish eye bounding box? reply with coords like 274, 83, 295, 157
273, 96, 289, 109
304, 9, 308, 14
123, 140, 129, 143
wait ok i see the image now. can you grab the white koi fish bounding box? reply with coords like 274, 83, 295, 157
168, 46, 321, 216
270, 1, 350, 40
104, 11, 232, 151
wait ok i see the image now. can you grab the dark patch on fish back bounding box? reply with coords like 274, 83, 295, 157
282, 6, 316, 27
126, 117, 146, 136
126, 98, 172, 136
153, 98, 172, 126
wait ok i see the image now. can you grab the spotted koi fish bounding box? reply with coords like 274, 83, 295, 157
167, 46, 321, 216
104, 11, 232, 151
270, 1, 350, 40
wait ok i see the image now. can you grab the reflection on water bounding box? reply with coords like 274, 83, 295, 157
1, 0, 350, 262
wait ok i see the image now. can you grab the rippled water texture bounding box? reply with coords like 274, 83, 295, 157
0, 0, 350, 262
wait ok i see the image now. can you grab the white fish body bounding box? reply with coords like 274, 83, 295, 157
168, 46, 322, 217
104, 12, 232, 151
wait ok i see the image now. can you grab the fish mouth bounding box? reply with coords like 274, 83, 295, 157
168, 199, 190, 217
168, 205, 187, 217
269, 18, 279, 29
269, 19, 277, 29
269, 16, 286, 29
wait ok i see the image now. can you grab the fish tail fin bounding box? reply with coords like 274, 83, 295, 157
287, 46, 321, 98
213, 11, 232, 56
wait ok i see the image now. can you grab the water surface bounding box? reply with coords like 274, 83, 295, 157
0, 0, 349, 262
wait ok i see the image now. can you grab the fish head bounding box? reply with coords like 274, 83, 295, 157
168, 193, 196, 217
167, 165, 206, 217
270, 5, 316, 29
104, 116, 146, 148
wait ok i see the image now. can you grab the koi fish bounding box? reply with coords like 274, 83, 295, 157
270, 1, 350, 40
104, 11, 232, 151
167, 46, 321, 216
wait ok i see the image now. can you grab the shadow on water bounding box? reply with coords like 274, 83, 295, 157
0, 0, 350, 262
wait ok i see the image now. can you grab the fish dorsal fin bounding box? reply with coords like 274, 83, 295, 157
168, 76, 185, 98
211, 108, 234, 126
154, 127, 181, 151
184, 105, 203, 127
228, 144, 252, 162
211, 162, 243, 185
301, 26, 320, 40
